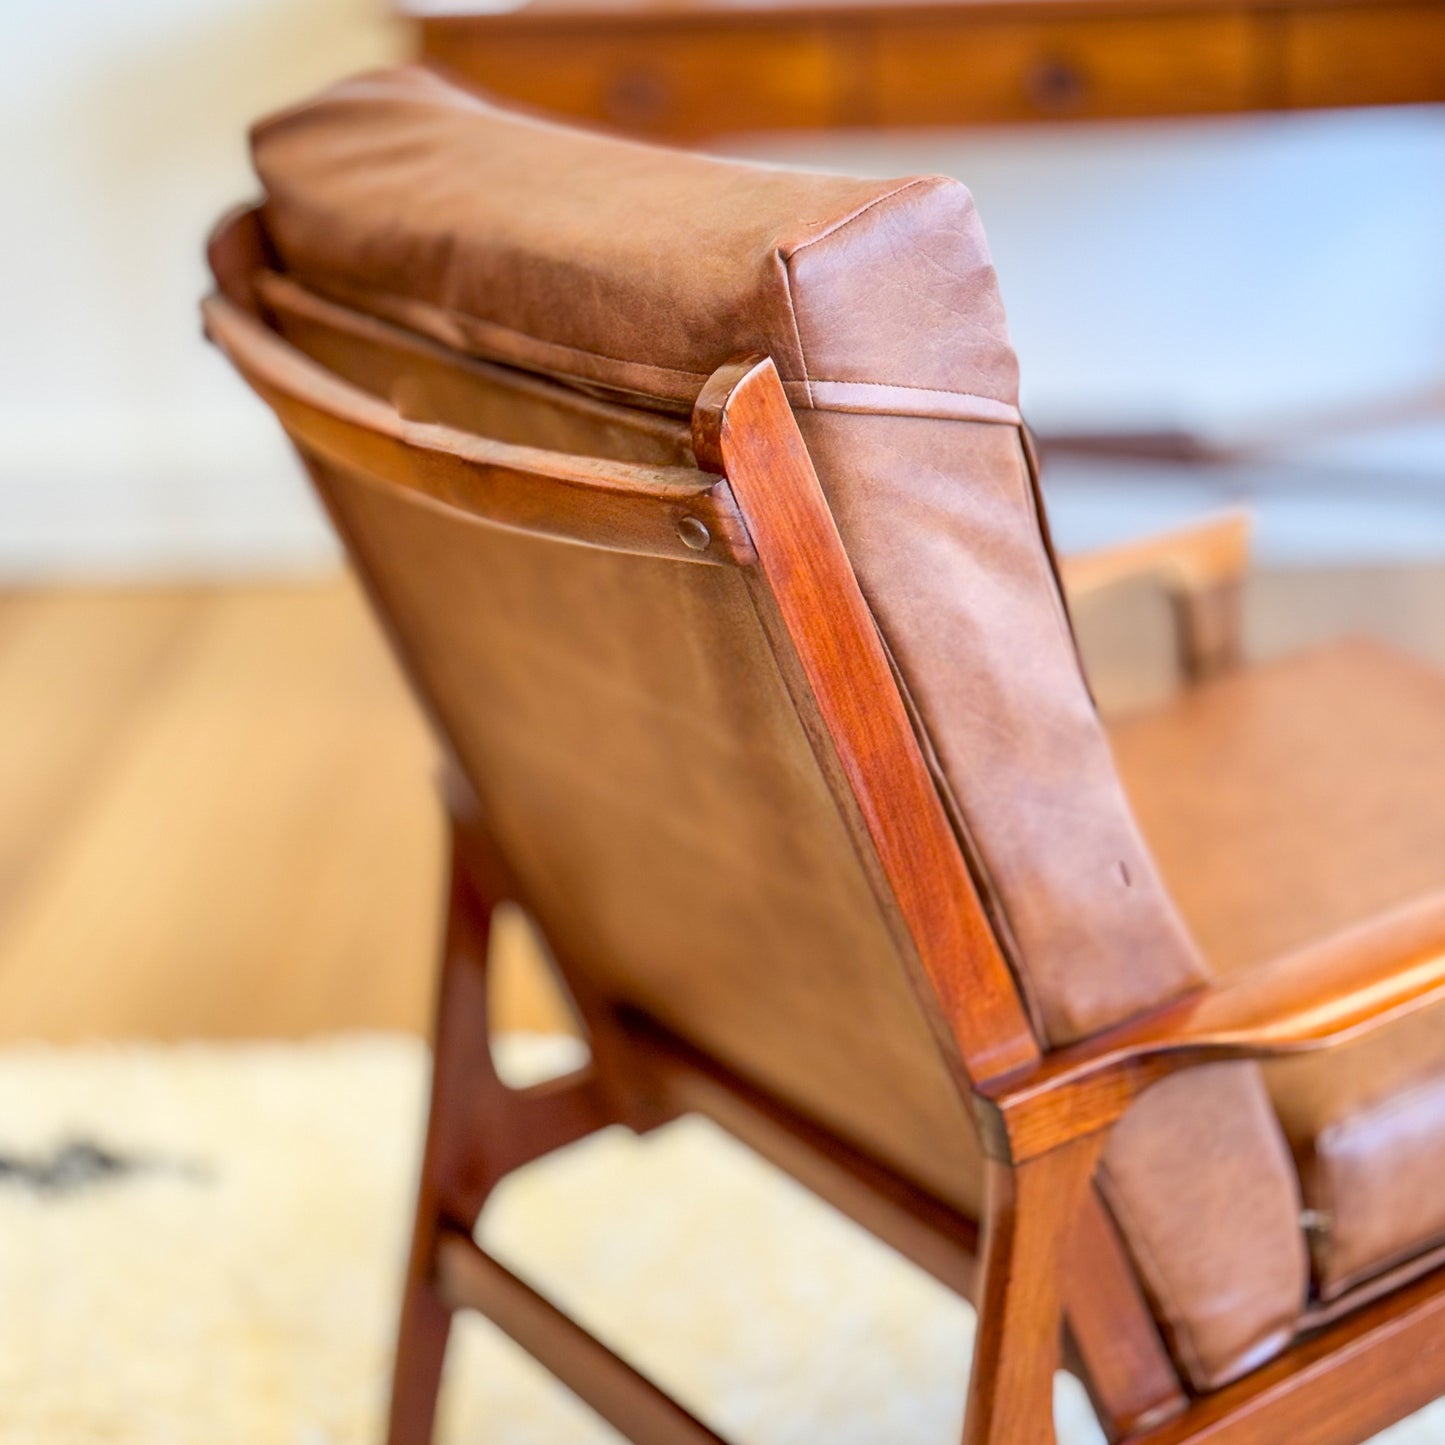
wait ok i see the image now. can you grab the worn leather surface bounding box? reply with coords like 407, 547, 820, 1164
1099, 1066, 1306, 1384
1111, 640, 1445, 1301
241, 67, 1312, 1390
251, 64, 1207, 1043
313, 449, 1001, 1218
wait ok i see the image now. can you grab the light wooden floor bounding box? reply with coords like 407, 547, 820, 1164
0, 580, 444, 1042
2, 564, 1442, 1044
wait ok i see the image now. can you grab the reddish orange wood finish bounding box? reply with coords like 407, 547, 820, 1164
388, 356, 1445, 1445
204, 228, 1445, 1443
964, 1139, 1104, 1445
981, 900, 1445, 1162
436, 1232, 730, 1444
1063, 1191, 1189, 1435
1132, 1259, 1445, 1445
202, 297, 755, 570
397, 810, 1445, 1445
629, 1014, 982, 1299
1280, 2, 1445, 109
692, 356, 1040, 1088
362, 353, 1445, 1445
407, 0, 1445, 138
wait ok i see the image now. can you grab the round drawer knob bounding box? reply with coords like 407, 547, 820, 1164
1027, 57, 1087, 113
606, 69, 671, 127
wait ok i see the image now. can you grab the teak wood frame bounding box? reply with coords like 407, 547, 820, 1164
203, 254, 1445, 1445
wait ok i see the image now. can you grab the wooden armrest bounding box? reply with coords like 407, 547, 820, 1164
1058, 509, 1252, 682
201, 291, 755, 567
981, 892, 1445, 1162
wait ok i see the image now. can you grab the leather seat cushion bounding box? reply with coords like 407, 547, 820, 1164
1109, 638, 1445, 1298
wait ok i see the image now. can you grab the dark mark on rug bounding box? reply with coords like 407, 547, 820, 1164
0, 1140, 211, 1194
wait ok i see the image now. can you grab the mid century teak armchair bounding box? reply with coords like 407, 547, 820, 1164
206, 65, 1445, 1445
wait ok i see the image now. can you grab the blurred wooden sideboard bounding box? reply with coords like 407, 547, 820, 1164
404, 0, 1445, 140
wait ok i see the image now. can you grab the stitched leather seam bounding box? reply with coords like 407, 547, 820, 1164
312, 277, 714, 388
1005, 432, 1114, 1038
312, 275, 1020, 410
779, 187, 1051, 1037
872, 624, 1046, 1041
809, 379, 1017, 402
781, 177, 937, 261
779, 252, 814, 408
781, 177, 935, 413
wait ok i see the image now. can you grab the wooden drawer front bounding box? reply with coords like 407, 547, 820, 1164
419, 23, 853, 138
1282, 3, 1445, 109
873, 14, 1259, 124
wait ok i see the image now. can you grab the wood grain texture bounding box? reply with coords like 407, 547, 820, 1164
983, 892, 1445, 1161
1063, 1189, 1189, 1436
1130, 1258, 1445, 1445
204, 296, 755, 569
963, 1137, 1105, 1445
411, 0, 1445, 136
1280, 1, 1445, 108
633, 1014, 983, 1299
413, 23, 861, 138
389, 838, 614, 1445
0, 580, 581, 1045
692, 355, 1040, 1087
0, 581, 444, 1043
7, 569, 1445, 1439
871, 11, 1259, 124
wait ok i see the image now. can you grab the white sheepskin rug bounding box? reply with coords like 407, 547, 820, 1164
1, 1034, 1442, 1444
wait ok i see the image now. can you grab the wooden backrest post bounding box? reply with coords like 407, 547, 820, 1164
692, 356, 1040, 1090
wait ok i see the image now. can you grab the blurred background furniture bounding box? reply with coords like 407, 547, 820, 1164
407, 0, 1445, 138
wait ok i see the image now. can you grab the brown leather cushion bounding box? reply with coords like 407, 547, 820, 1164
1111, 639, 1445, 1299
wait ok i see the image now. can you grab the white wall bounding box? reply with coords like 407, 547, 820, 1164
0, 0, 401, 579
1, 4, 1441, 576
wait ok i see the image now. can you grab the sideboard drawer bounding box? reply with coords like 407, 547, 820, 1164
417, 21, 853, 138
872, 13, 1260, 124
1281, 2, 1445, 108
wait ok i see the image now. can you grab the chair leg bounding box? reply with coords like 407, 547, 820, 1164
388, 1253, 454, 1445
962, 1136, 1104, 1445
385, 805, 624, 1445
386, 861, 506, 1445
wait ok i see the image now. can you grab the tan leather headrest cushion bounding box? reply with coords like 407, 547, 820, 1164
251, 65, 1019, 425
